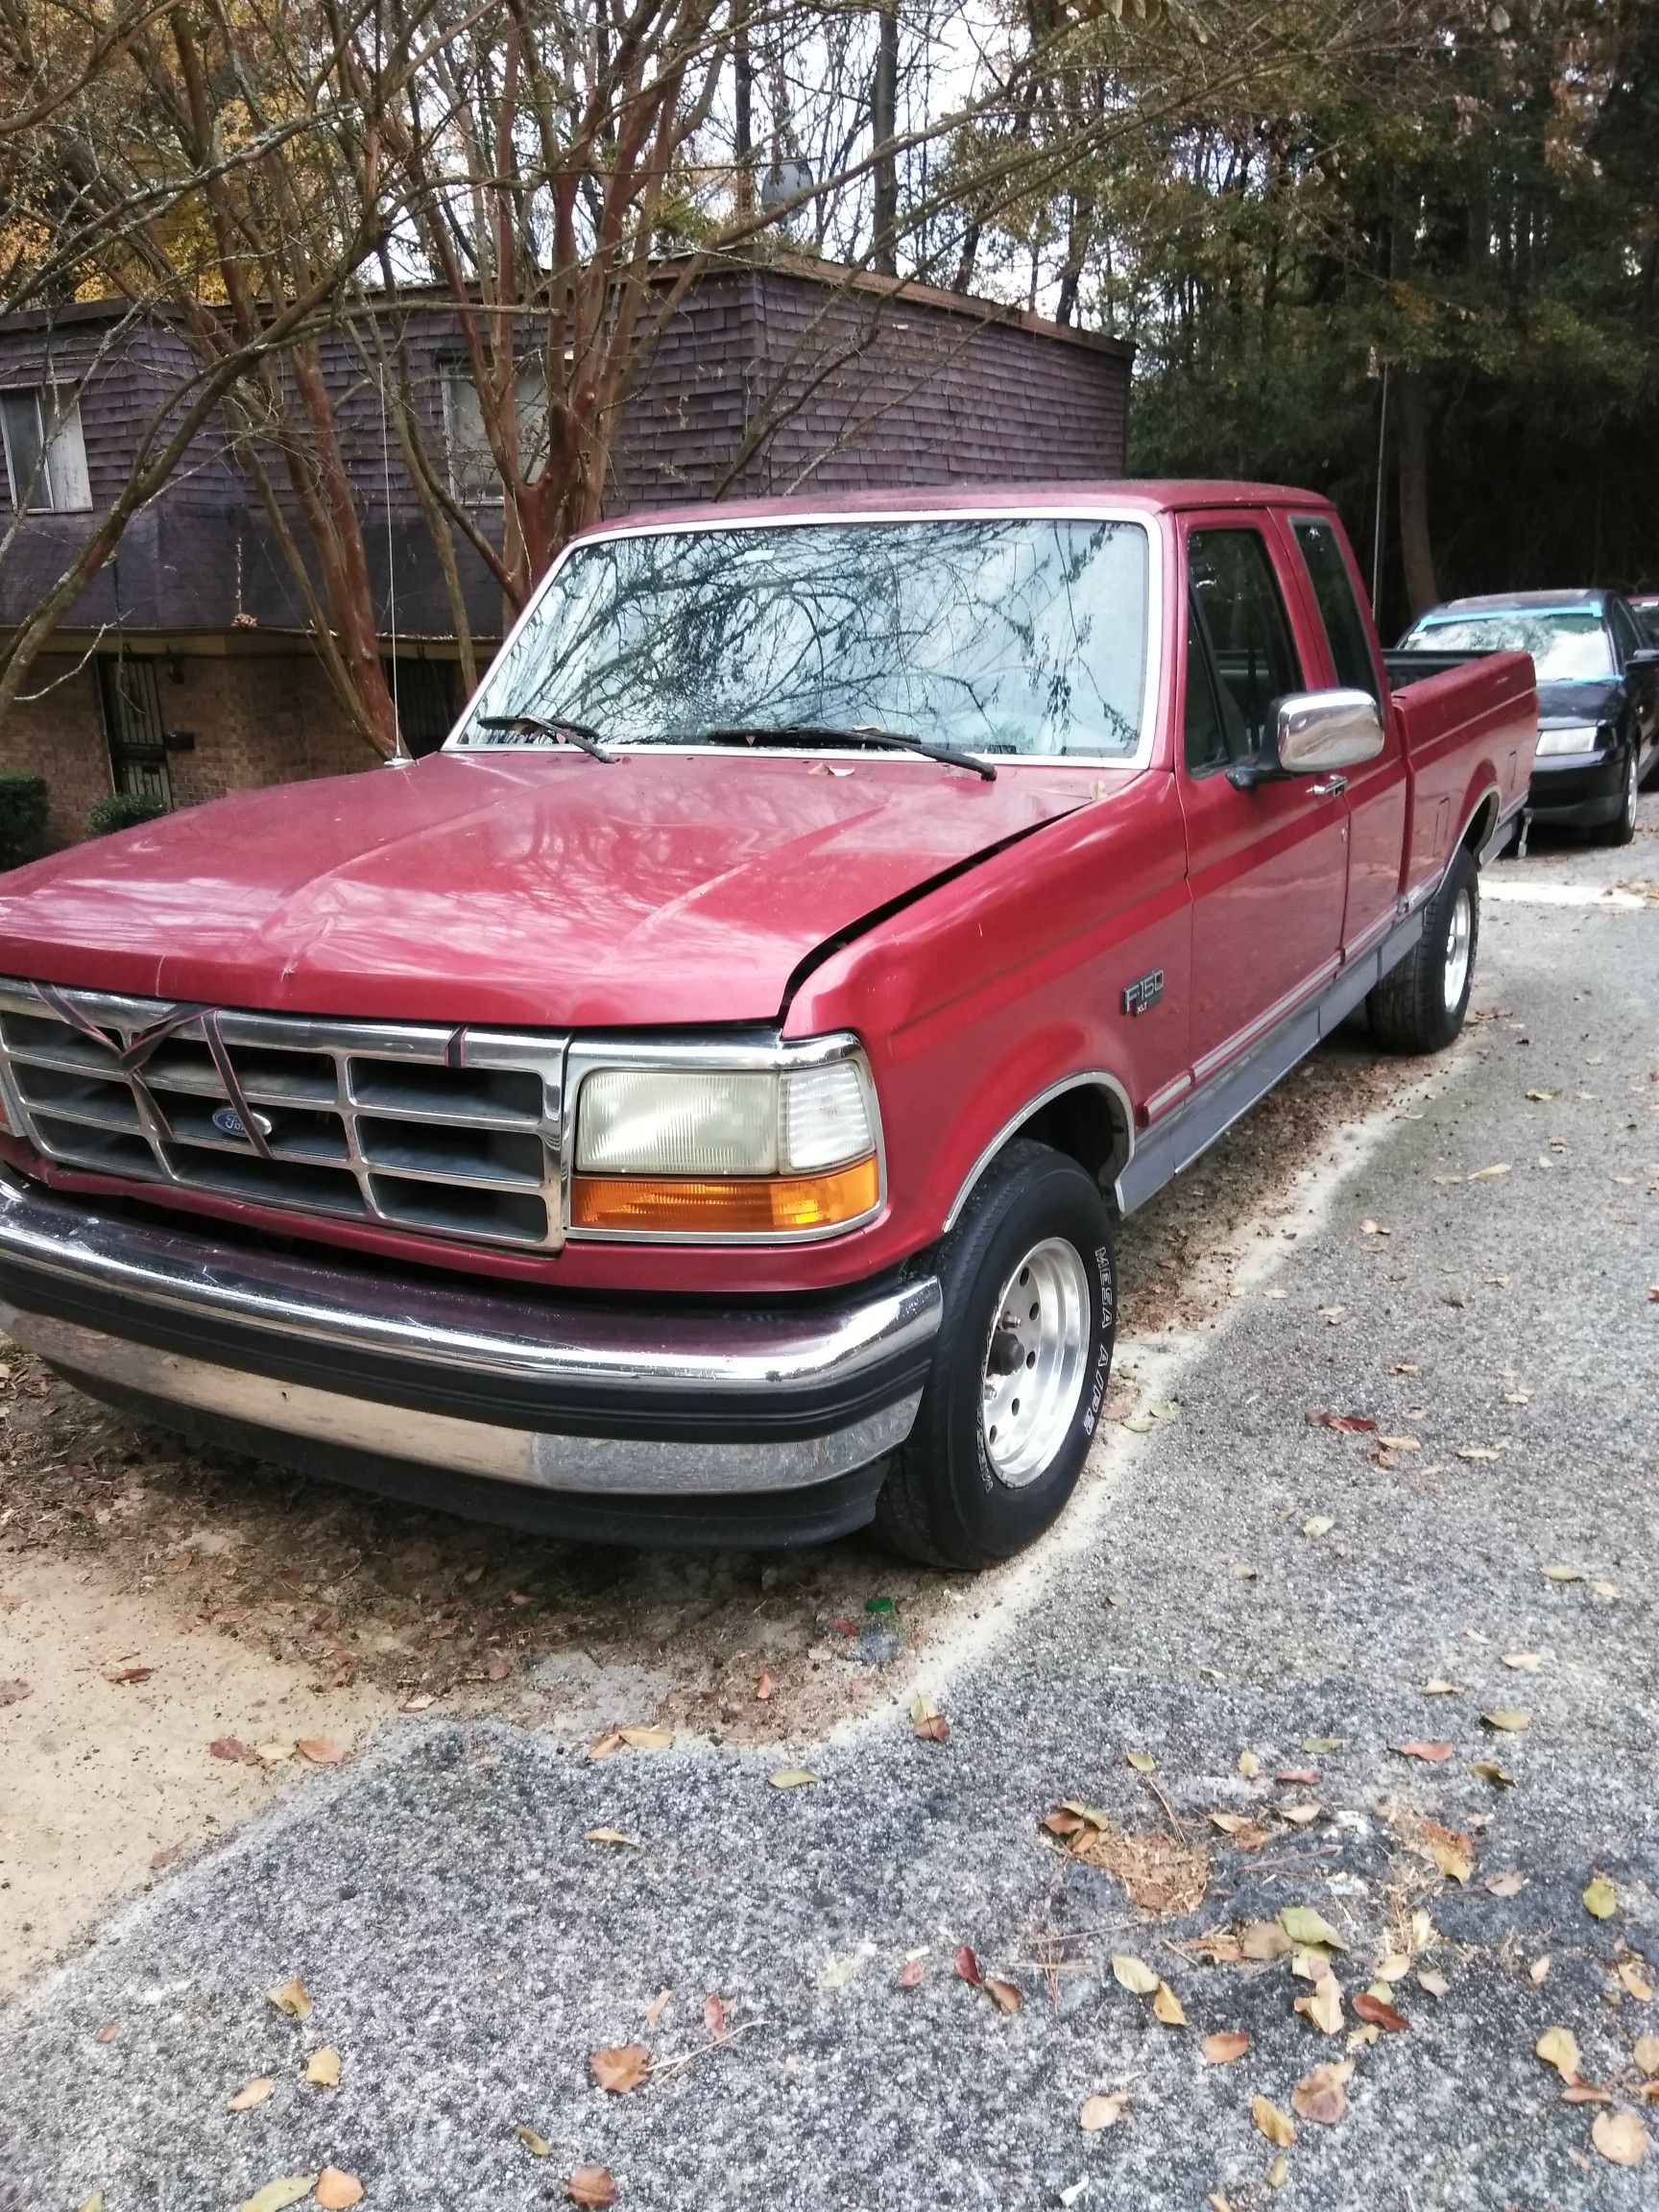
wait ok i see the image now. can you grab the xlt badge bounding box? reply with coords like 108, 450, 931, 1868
1121, 969, 1165, 1017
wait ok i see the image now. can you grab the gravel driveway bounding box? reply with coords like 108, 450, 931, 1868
2, 818, 1655, 2211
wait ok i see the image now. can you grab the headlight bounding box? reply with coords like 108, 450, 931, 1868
570, 1042, 880, 1236
1535, 723, 1605, 757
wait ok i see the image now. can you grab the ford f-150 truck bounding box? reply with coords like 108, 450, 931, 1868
0, 483, 1536, 1567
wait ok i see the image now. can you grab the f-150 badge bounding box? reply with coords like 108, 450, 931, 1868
1121, 969, 1165, 1017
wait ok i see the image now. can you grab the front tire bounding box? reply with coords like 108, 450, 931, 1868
1589, 746, 1639, 847
875, 1142, 1115, 1569
1367, 844, 1479, 1054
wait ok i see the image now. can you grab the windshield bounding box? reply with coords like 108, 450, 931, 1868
454, 517, 1151, 760
1404, 609, 1614, 683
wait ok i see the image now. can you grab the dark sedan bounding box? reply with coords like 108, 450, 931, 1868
1395, 589, 1659, 845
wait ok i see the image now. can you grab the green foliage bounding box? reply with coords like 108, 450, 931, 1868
0, 769, 49, 870
87, 790, 170, 839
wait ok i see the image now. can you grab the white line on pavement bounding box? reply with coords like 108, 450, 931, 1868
1483, 880, 1651, 909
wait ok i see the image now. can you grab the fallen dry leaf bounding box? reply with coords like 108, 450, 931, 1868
1377, 1435, 1420, 1453
1541, 1563, 1584, 1582
703, 1993, 726, 2040
767, 1767, 819, 1790
754, 1671, 777, 1702
105, 1666, 154, 1685
1469, 1163, 1512, 1179
1238, 1750, 1262, 1780
1584, 1877, 1619, 1920
209, 1735, 257, 1765
584, 1829, 636, 1849
567, 2168, 617, 2208
1417, 1969, 1451, 1998
589, 2044, 650, 2095
294, 1737, 347, 1767
1240, 1920, 1292, 1962
1209, 1812, 1271, 1848
1352, 1991, 1408, 2032
1305, 1410, 1376, 1432
304, 2047, 341, 2089
93, 2024, 118, 2045
1616, 1963, 1653, 2003
1301, 1515, 1334, 1540
1252, 2095, 1296, 2149
1111, 1955, 1159, 1996
1281, 1803, 1324, 1827
1151, 1981, 1187, 2027
1591, 2111, 1648, 2168
618, 1726, 672, 1752
1267, 2154, 1289, 2190
313, 2171, 363, 2210
1277, 1767, 1321, 1785
268, 1978, 313, 2021
1530, 1958, 1551, 1986
1503, 1651, 1543, 1671
1471, 1760, 1514, 1788
1291, 2061, 1353, 2127
1421, 1818, 1477, 1885
1125, 1749, 1155, 1773
897, 1958, 925, 1988
236, 2182, 316, 2212
1294, 1975, 1344, 2036
516, 2125, 553, 2156
1485, 1872, 1527, 1899
1633, 2033, 1659, 2077
986, 1977, 1022, 2015
1565, 2083, 1615, 2105
1202, 2032, 1250, 2065
910, 1695, 950, 1743
643, 1989, 670, 2031
1279, 1907, 1344, 1950
1482, 1708, 1530, 1733
955, 1945, 983, 1986
1536, 2027, 1580, 2081
1391, 1741, 1453, 1764
1079, 2092, 1128, 2131
0, 1679, 32, 1706
228, 2077, 276, 2112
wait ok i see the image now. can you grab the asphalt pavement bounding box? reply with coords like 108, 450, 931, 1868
2, 820, 1655, 2211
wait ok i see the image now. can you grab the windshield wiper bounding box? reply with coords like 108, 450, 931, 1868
474, 712, 617, 762
677, 722, 997, 781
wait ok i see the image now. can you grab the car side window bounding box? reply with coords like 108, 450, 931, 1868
1293, 518, 1381, 701
1606, 597, 1640, 669
1187, 527, 1303, 763
1183, 597, 1231, 775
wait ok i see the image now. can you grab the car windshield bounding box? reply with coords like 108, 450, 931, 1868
454, 517, 1150, 760
1404, 608, 1614, 683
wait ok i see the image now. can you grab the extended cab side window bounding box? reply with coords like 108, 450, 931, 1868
1293, 518, 1381, 701
1606, 597, 1640, 668
1186, 528, 1302, 768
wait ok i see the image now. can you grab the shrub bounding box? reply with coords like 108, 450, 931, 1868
88, 790, 170, 839
0, 768, 49, 870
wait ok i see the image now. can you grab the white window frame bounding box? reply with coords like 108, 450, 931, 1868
0, 385, 92, 514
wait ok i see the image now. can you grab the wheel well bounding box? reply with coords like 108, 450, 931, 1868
1461, 790, 1499, 855
1008, 1081, 1131, 1207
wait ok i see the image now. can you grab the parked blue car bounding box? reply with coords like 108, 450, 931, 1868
1393, 589, 1659, 846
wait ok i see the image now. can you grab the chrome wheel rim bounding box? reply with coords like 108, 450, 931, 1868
1443, 886, 1473, 1012
980, 1238, 1091, 1488
1624, 755, 1639, 831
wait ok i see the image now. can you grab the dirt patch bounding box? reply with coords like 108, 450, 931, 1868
0, 1031, 1424, 1994
1054, 1815, 1214, 1917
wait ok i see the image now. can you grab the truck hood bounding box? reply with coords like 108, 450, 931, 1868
0, 750, 1115, 1027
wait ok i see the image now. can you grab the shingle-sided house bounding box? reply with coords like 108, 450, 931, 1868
0, 259, 1132, 845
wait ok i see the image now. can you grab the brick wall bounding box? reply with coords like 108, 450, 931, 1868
0, 653, 108, 847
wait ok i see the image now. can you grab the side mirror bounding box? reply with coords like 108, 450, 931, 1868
1626, 647, 1659, 672
1229, 688, 1386, 788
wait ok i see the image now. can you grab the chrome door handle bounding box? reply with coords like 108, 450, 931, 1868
1308, 775, 1349, 799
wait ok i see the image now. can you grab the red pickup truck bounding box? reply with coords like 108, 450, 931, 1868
0, 483, 1535, 1566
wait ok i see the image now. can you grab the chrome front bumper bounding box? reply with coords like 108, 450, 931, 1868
0, 1173, 940, 1507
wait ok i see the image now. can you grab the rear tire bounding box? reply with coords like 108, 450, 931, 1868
1367, 845, 1479, 1054
875, 1142, 1115, 1570
1589, 746, 1639, 847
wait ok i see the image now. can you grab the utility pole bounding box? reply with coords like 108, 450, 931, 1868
871, 0, 899, 276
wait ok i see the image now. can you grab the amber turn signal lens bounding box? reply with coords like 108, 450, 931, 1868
570, 1154, 879, 1235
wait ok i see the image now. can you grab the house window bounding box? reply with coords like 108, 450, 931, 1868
442, 361, 552, 504
0, 388, 91, 513
384, 657, 460, 756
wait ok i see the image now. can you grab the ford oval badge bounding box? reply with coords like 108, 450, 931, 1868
211, 1103, 275, 1142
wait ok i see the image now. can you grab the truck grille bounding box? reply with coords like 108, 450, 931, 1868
0, 980, 567, 1252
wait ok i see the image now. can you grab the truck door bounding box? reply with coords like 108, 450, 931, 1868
1286, 514, 1407, 961
1177, 518, 1350, 1076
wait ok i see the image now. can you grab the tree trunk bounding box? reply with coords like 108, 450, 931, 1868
733, 6, 754, 212
1396, 371, 1438, 617
871, 0, 898, 276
